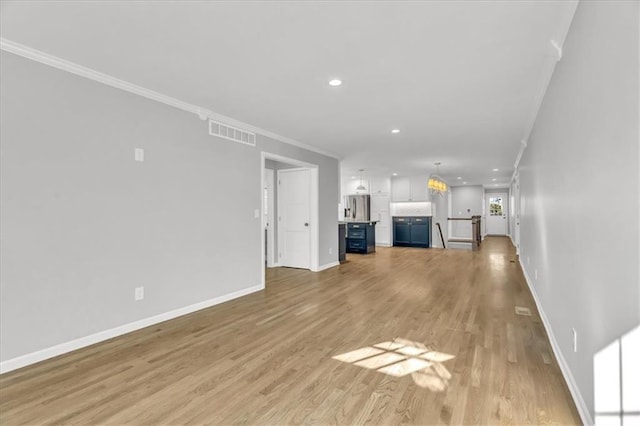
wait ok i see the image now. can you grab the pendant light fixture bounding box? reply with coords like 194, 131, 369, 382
356, 169, 367, 191
428, 162, 448, 195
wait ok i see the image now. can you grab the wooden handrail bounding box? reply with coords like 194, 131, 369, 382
447, 216, 482, 250
436, 222, 446, 248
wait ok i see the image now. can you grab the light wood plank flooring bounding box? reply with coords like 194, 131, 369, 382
0, 237, 580, 425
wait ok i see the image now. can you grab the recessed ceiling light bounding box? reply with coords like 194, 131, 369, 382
392, 173, 398, 176
457, 176, 462, 179
495, 184, 499, 186
391, 129, 400, 134
462, 181, 467, 184
351, 176, 356, 179
492, 168, 499, 172
492, 178, 497, 181
329, 79, 342, 87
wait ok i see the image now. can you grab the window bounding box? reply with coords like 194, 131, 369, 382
489, 196, 503, 216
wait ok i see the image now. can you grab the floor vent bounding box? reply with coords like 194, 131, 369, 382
515, 306, 532, 316
209, 120, 256, 147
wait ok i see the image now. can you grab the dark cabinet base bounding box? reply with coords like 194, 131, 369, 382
346, 222, 376, 254
338, 224, 346, 262
393, 217, 431, 248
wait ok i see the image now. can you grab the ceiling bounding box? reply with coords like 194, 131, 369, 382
0, 1, 577, 186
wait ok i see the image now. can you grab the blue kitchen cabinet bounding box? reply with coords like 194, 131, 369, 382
393, 216, 431, 248
393, 217, 411, 244
346, 222, 376, 254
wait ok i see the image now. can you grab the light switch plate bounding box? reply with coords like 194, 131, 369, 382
254, 209, 260, 219
135, 148, 144, 162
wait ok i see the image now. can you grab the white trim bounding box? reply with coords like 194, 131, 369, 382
550, 39, 563, 61
316, 261, 340, 271
513, 140, 528, 175
264, 168, 276, 268
261, 156, 266, 289
263, 153, 318, 169
482, 184, 511, 190
0, 37, 340, 160
310, 167, 320, 272
376, 243, 392, 247
261, 152, 320, 280
519, 258, 593, 426
0, 284, 263, 374
484, 191, 509, 236
516, 1, 578, 166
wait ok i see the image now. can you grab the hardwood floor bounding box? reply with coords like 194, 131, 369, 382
0, 237, 580, 425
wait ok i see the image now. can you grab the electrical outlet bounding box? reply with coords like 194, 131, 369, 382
134, 148, 144, 162
135, 286, 144, 301
254, 209, 260, 219
329, 247, 333, 255
534, 269, 538, 280
527, 256, 530, 265
572, 328, 578, 352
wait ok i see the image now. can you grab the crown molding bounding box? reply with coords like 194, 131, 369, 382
513, 139, 528, 169
0, 38, 212, 118
516, 0, 579, 179
0, 37, 341, 160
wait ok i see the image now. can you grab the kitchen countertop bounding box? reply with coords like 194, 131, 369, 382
339, 220, 379, 224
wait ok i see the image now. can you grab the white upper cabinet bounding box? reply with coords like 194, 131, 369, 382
391, 175, 428, 202
391, 177, 411, 201
409, 175, 428, 201
369, 176, 391, 195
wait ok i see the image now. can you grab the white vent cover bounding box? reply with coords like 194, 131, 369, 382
515, 306, 532, 316
209, 120, 256, 147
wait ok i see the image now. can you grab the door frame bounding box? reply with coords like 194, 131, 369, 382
277, 167, 312, 270
264, 168, 275, 267
513, 173, 521, 254
260, 152, 319, 288
484, 191, 509, 236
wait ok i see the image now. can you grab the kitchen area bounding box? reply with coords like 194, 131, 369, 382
339, 173, 440, 261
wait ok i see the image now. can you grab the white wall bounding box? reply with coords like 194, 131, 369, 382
450, 185, 483, 238
0, 51, 340, 366
518, 1, 639, 422
431, 191, 449, 248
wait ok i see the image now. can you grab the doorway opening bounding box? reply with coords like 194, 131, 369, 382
261, 152, 319, 288
484, 190, 509, 236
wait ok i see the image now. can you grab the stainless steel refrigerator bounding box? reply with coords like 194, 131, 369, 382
345, 195, 371, 222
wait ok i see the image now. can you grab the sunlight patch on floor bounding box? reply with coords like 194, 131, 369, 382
332, 337, 455, 391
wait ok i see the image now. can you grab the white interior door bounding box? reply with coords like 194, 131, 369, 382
264, 168, 275, 267
486, 192, 508, 235
278, 168, 311, 269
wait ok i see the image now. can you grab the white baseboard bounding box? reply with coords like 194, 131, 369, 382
315, 261, 340, 271
376, 242, 392, 247
519, 259, 593, 426
448, 242, 472, 250
0, 284, 264, 374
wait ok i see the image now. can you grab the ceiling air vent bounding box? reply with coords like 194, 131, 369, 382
209, 120, 256, 147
